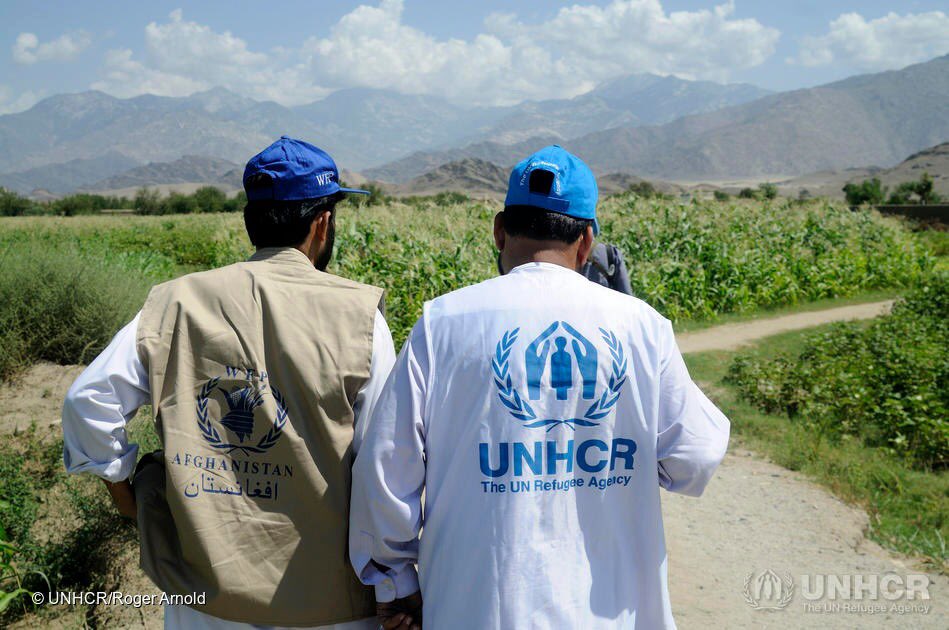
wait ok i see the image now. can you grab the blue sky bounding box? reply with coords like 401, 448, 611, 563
1, 0, 947, 113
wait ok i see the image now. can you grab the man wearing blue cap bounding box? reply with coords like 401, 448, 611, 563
63, 137, 394, 629
350, 145, 730, 628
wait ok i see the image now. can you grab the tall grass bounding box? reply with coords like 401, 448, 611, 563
601, 198, 932, 321
0, 196, 933, 353
0, 241, 161, 380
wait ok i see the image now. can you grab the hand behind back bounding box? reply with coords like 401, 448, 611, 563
377, 591, 423, 630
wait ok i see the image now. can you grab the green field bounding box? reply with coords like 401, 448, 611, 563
0, 194, 932, 375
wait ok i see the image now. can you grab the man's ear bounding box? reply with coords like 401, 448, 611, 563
493, 212, 506, 251
577, 224, 595, 268
313, 210, 332, 244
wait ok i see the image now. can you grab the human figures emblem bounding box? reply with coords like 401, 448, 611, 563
550, 337, 573, 400
561, 322, 597, 399
526, 321, 560, 400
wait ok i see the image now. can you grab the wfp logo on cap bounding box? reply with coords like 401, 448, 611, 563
491, 321, 627, 431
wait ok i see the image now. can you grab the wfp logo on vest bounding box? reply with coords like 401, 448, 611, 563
196, 371, 288, 455
491, 321, 628, 430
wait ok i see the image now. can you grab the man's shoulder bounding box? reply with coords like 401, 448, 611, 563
150, 262, 381, 296
424, 274, 508, 314
424, 272, 666, 325
582, 276, 666, 321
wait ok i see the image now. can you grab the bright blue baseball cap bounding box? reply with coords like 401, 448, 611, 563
504, 145, 599, 235
243, 135, 369, 201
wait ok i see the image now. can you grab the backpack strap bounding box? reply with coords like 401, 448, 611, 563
605, 245, 617, 277
587, 245, 611, 279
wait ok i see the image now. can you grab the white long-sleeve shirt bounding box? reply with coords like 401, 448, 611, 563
62, 310, 395, 630
350, 262, 730, 629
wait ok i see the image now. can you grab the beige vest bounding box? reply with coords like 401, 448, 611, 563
135, 247, 381, 626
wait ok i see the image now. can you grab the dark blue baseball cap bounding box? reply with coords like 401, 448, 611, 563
504, 145, 599, 235
243, 136, 369, 202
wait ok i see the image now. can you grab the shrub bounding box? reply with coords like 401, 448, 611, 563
52, 193, 131, 216
344, 182, 389, 208
223, 190, 247, 213
193, 186, 227, 213
163, 192, 198, 215
626, 181, 658, 198
713, 190, 730, 201
843, 177, 887, 206
886, 172, 945, 205
0, 242, 153, 380
737, 187, 757, 200
758, 182, 778, 200
0, 197, 932, 348
133, 187, 163, 215
726, 273, 949, 470
0, 188, 36, 217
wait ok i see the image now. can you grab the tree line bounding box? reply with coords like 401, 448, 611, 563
0, 186, 246, 217
843, 172, 944, 207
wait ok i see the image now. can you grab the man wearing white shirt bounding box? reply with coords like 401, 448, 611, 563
63, 137, 395, 630
350, 145, 730, 629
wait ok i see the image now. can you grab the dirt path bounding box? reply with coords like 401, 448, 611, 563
675, 300, 894, 354
664, 450, 946, 629
667, 297, 946, 628
0, 363, 85, 435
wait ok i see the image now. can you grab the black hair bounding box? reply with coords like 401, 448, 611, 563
502, 207, 593, 243
243, 192, 343, 248
502, 168, 592, 243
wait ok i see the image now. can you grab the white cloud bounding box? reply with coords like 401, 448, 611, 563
90, 1, 780, 107
13, 31, 91, 64
91, 9, 325, 104
793, 11, 949, 70
302, 0, 780, 105
0, 85, 41, 114
90, 48, 206, 98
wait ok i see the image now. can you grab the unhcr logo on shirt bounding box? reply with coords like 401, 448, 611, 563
491, 321, 627, 431
481, 321, 636, 493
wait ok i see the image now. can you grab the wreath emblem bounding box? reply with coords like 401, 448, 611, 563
196, 377, 288, 455
743, 570, 795, 611
491, 326, 627, 431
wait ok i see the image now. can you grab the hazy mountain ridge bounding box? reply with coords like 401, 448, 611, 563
394, 158, 510, 197
370, 55, 949, 181
84, 155, 243, 192
482, 74, 770, 144
0, 151, 142, 195
0, 73, 773, 194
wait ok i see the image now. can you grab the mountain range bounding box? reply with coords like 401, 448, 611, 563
367, 54, 949, 182
85, 155, 243, 192
0, 55, 945, 197
0, 73, 769, 195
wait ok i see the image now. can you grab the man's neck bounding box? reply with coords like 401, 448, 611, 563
293, 243, 317, 265
503, 249, 578, 273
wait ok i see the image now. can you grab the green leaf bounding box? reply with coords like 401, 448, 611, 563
0, 588, 30, 613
